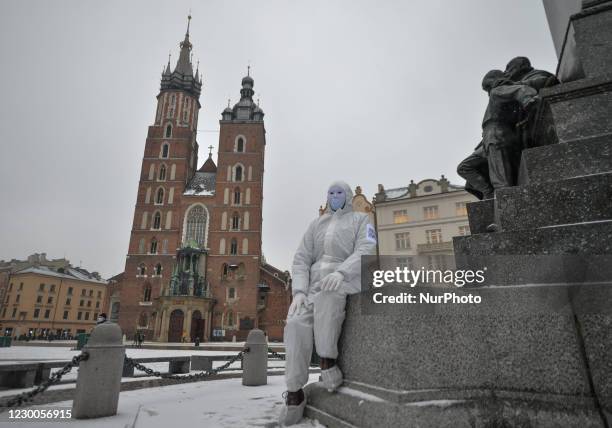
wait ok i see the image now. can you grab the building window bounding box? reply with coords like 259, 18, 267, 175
231, 212, 240, 230
47, 296, 53, 304
87, 301, 91, 307
68, 287, 73, 295
11, 308, 17, 318
89, 289, 93, 297
456, 202, 468, 216
155, 263, 162, 276
234, 165, 243, 182
396, 257, 414, 270
85, 312, 90, 320
395, 232, 411, 250
426, 229, 443, 244
153, 211, 162, 229
423, 206, 439, 220
228, 287, 236, 299
50, 284, 56, 293
234, 188, 241, 205
44, 309, 50, 319
230, 238, 238, 255
458, 225, 471, 236
37, 295, 43, 304
138, 264, 146, 276
236, 138, 244, 152
165, 124, 172, 138
80, 300, 84, 306
81, 289, 86, 296
66, 298, 71, 305
78, 312, 83, 320
143, 285, 152, 302
158, 164, 166, 181
156, 188, 164, 205
34, 308, 40, 318
19, 283, 23, 291
15, 294, 20, 303
161, 143, 169, 158
39, 283, 45, 292
185, 205, 208, 247
96, 301, 100, 308
63, 311, 69, 320
393, 209, 410, 224
150, 239, 158, 254
97, 291, 102, 299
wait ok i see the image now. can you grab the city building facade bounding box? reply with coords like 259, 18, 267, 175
0, 264, 108, 338
111, 18, 289, 343
374, 176, 477, 270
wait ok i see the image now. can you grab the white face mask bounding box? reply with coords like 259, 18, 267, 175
97, 317, 105, 323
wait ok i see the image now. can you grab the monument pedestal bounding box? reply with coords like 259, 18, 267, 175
305, 1, 612, 426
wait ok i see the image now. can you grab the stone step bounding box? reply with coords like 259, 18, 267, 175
453, 220, 612, 257
518, 134, 612, 185
496, 172, 612, 231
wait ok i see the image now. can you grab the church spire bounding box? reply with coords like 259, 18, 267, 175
174, 14, 193, 76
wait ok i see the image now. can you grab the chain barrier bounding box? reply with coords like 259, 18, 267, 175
0, 352, 89, 412
123, 347, 249, 381
268, 348, 286, 360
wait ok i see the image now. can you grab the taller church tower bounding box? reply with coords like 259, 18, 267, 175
110, 18, 290, 343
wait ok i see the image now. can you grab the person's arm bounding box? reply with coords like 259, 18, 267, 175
335, 215, 377, 285
291, 218, 317, 297
490, 84, 537, 109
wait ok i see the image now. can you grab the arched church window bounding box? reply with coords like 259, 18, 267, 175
237, 138, 244, 153
150, 239, 158, 254
161, 144, 169, 158
156, 188, 164, 204
165, 124, 172, 138
185, 205, 208, 247
138, 264, 146, 276
155, 263, 162, 276
143, 284, 152, 302
153, 212, 161, 229
230, 238, 238, 255
234, 165, 243, 182
159, 165, 166, 181
222, 263, 228, 278
234, 188, 241, 205
231, 212, 240, 230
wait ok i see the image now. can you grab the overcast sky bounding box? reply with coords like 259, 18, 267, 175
0, 1, 558, 277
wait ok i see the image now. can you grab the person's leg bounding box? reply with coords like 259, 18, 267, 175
280, 304, 313, 426
313, 290, 347, 392
457, 151, 494, 200
284, 303, 314, 393
487, 145, 517, 189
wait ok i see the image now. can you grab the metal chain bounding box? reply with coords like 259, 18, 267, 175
124, 347, 249, 381
0, 352, 89, 411
268, 347, 286, 360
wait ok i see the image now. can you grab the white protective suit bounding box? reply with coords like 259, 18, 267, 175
284, 181, 377, 392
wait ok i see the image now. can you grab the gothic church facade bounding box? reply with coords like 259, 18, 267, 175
110, 19, 290, 342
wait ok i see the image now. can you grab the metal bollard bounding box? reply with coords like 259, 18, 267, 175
242, 329, 267, 386
72, 322, 125, 419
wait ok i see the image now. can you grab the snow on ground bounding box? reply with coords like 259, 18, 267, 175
5, 374, 324, 428
0, 346, 286, 398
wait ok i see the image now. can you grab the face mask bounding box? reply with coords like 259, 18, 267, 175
97, 317, 104, 323
327, 185, 346, 211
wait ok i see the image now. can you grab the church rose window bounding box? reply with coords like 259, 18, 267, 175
185, 205, 207, 247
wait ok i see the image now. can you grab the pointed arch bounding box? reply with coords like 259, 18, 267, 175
231, 211, 240, 230
155, 187, 164, 205
165, 123, 173, 138
232, 163, 245, 182
234, 135, 246, 152
150, 238, 158, 254
152, 211, 161, 230
182, 204, 210, 248
233, 187, 241, 205
161, 143, 169, 159
158, 164, 167, 181
230, 238, 238, 255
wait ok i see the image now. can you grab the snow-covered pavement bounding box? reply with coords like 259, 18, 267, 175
0, 346, 287, 398
4, 374, 324, 428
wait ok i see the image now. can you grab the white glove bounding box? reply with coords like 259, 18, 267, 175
288, 292, 307, 316
321, 272, 344, 292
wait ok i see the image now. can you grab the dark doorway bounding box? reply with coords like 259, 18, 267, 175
191, 310, 205, 342
168, 309, 184, 343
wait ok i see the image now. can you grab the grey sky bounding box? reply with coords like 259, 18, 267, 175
0, 1, 557, 277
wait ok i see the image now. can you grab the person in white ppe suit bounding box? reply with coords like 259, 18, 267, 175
279, 181, 377, 426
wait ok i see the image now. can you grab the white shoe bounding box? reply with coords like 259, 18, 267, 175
279, 391, 306, 426
321, 365, 343, 392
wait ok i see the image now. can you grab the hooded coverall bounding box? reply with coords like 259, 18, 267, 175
284, 181, 377, 392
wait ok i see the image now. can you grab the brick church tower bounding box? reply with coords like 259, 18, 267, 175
109, 17, 290, 343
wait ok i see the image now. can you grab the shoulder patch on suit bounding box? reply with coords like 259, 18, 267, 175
366, 223, 377, 243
